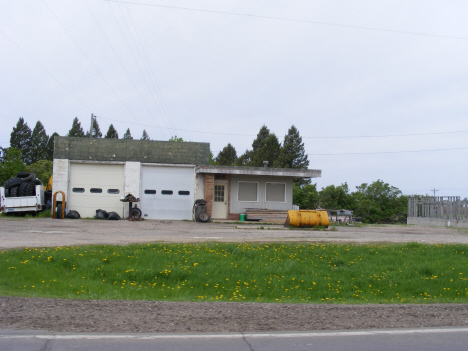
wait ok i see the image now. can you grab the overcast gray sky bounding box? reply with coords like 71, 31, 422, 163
1, 0, 468, 197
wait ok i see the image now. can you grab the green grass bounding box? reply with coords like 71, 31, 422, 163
1, 242, 467, 304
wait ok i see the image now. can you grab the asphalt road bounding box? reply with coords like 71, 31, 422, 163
2, 328, 468, 351
1, 218, 468, 249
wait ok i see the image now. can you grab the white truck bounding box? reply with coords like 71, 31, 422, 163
1, 174, 45, 214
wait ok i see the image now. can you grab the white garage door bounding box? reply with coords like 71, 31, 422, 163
141, 166, 194, 220
68, 163, 124, 218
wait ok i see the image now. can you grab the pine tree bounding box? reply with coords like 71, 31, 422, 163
29, 121, 49, 164
10, 117, 32, 164
239, 125, 280, 167
252, 125, 270, 152
141, 130, 150, 140
68, 117, 85, 137
216, 143, 237, 165
123, 128, 133, 139
105, 124, 119, 139
274, 125, 309, 169
46, 132, 59, 161
275, 125, 310, 185
85, 118, 102, 138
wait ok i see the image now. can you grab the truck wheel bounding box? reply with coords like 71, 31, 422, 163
3, 177, 22, 189
197, 212, 210, 223
18, 182, 31, 197
25, 182, 36, 196
10, 186, 19, 197
16, 172, 31, 179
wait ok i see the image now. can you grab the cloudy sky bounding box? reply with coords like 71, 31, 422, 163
1, 0, 468, 197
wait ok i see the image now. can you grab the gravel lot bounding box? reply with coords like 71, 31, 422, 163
1, 218, 467, 333
1, 217, 468, 249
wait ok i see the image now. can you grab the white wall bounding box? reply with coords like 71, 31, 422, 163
195, 173, 205, 200
52, 159, 69, 204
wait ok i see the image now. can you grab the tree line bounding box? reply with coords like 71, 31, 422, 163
1, 118, 409, 223
0, 117, 152, 185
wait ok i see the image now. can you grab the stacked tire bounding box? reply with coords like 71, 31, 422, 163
2, 172, 42, 197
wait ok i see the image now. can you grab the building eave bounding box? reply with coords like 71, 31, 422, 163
196, 165, 321, 178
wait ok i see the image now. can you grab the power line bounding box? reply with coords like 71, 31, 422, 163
0, 30, 93, 112
308, 146, 468, 156
97, 115, 468, 140
302, 130, 468, 139
104, 0, 468, 41
106, 2, 167, 139
42, 0, 141, 126
122, 3, 178, 135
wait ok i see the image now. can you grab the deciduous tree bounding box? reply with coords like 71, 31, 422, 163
0, 147, 27, 185
27, 160, 53, 186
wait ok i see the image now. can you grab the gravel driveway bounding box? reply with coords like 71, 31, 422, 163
1, 218, 467, 333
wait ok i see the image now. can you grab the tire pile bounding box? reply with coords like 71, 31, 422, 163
2, 172, 42, 198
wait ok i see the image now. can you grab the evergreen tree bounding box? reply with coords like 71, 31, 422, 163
274, 125, 310, 185
274, 125, 309, 169
141, 130, 150, 140
10, 117, 32, 164
68, 117, 85, 137
237, 125, 280, 167
29, 121, 49, 164
46, 132, 59, 161
216, 143, 237, 165
85, 118, 102, 138
105, 124, 119, 139
252, 125, 270, 152
123, 128, 133, 140
249, 126, 281, 167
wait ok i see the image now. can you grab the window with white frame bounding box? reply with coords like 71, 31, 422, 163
238, 181, 258, 202
265, 182, 286, 202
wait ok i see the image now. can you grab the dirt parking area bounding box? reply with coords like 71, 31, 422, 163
1, 218, 468, 250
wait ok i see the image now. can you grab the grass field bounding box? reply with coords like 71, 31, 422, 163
1, 242, 467, 304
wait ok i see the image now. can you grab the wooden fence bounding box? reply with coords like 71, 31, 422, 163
407, 196, 468, 220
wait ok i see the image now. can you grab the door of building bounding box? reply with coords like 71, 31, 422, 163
212, 181, 228, 219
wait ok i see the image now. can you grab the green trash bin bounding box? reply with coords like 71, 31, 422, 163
240, 214, 246, 222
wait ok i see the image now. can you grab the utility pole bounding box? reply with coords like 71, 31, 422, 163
430, 188, 439, 197
90, 113, 94, 138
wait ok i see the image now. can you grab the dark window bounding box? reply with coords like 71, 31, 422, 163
178, 191, 190, 196
144, 189, 156, 195
72, 188, 85, 193
215, 174, 226, 180
161, 190, 173, 195
90, 188, 102, 194
107, 189, 120, 194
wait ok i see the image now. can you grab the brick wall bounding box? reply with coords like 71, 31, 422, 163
203, 174, 214, 216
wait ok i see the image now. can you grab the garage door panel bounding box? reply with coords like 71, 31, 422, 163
141, 166, 194, 220
69, 164, 124, 218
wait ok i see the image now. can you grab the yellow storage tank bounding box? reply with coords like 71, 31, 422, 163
285, 210, 329, 228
